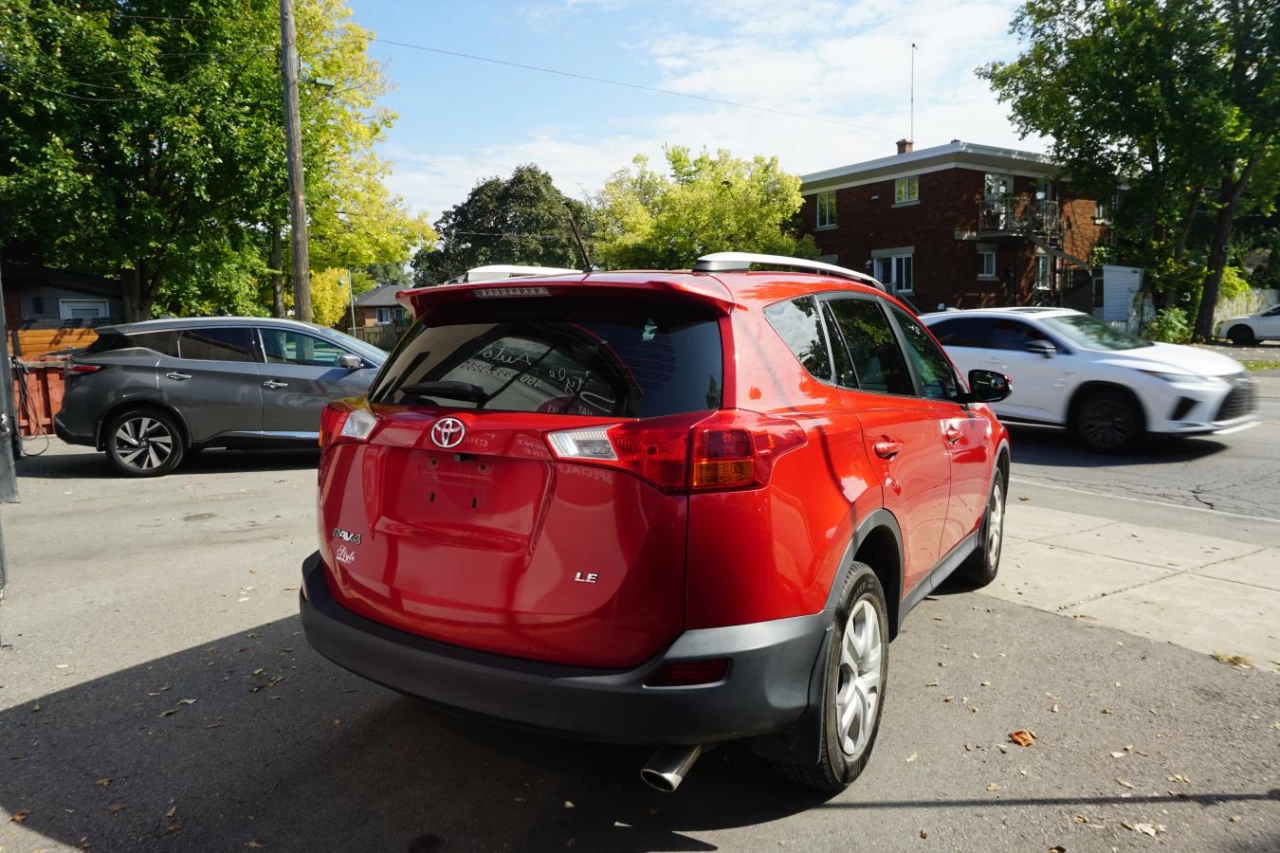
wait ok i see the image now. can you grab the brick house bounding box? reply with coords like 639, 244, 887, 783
800, 139, 1108, 312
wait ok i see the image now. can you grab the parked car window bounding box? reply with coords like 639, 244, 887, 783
824, 297, 914, 396
1040, 313, 1152, 351
371, 299, 722, 419
1263, 306, 1280, 317
990, 319, 1049, 351
84, 329, 177, 355
177, 327, 257, 362
890, 307, 962, 401
764, 296, 832, 381
928, 317, 991, 349
260, 328, 349, 367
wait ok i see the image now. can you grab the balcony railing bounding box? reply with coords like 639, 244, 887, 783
978, 198, 1061, 239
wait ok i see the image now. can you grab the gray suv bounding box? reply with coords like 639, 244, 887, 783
54, 317, 386, 476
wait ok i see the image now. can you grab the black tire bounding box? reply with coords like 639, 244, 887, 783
1072, 389, 1142, 453
104, 408, 184, 477
955, 469, 1006, 587
1227, 325, 1256, 346
772, 562, 889, 793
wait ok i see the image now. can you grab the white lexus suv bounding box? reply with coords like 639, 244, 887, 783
1216, 304, 1280, 346
921, 308, 1258, 452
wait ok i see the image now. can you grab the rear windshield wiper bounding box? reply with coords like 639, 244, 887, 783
399, 380, 487, 403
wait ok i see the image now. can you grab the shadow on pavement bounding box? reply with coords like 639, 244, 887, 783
1005, 423, 1229, 468
4, 615, 1278, 852
14, 446, 320, 480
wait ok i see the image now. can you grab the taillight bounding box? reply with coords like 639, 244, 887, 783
319, 402, 378, 450
545, 409, 805, 493
66, 363, 102, 374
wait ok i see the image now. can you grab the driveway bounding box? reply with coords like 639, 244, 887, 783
1, 444, 1277, 853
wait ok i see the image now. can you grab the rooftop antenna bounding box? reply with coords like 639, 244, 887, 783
561, 202, 593, 273
910, 42, 917, 143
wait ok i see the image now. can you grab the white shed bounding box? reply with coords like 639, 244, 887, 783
1096, 265, 1145, 324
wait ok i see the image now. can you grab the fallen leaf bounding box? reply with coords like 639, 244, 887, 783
11, 808, 31, 823
906, 751, 919, 762
167, 824, 182, 833
1115, 778, 1134, 789
1230, 816, 1242, 823
986, 783, 1000, 792
31, 704, 42, 713
944, 696, 953, 703
55, 664, 70, 669
94, 777, 111, 787
981, 681, 991, 687
177, 699, 196, 706
1100, 708, 1113, 714
158, 709, 178, 718
252, 668, 266, 677
925, 680, 939, 687
1018, 495, 1029, 501
1210, 652, 1252, 668
267, 676, 284, 687
970, 706, 979, 713
1009, 730, 1035, 747
1074, 814, 1089, 824
920, 829, 929, 839
1168, 774, 1190, 784
1133, 823, 1163, 837
1110, 751, 1126, 759
563, 801, 575, 809
1051, 703, 1059, 713
165, 807, 176, 818
514, 797, 526, 803
249, 686, 264, 694
205, 722, 223, 729
246, 843, 264, 849
1049, 847, 1066, 853
333, 718, 341, 726
107, 805, 124, 814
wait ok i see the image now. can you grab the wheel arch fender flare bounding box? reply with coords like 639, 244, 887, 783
1066, 380, 1148, 432
97, 398, 192, 450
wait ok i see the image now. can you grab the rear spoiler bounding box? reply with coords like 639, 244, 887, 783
396, 276, 738, 318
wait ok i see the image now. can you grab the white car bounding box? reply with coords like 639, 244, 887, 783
1216, 304, 1280, 346
921, 308, 1258, 451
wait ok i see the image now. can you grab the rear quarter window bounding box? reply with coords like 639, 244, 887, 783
371, 299, 723, 419
763, 296, 832, 381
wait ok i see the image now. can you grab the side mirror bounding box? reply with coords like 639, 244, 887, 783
967, 369, 1012, 403
1025, 339, 1057, 358
338, 353, 364, 371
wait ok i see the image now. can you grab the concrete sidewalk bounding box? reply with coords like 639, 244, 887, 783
995, 501, 1280, 668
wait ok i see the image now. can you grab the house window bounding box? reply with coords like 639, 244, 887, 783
375, 307, 392, 325
59, 298, 109, 320
873, 252, 914, 295
816, 191, 837, 228
979, 249, 997, 279
1035, 253, 1053, 290
1094, 199, 1111, 223
894, 176, 919, 205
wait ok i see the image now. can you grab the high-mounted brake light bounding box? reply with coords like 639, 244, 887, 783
473, 286, 551, 299
545, 410, 806, 493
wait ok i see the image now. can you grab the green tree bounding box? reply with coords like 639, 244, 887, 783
411, 164, 586, 286
0, 0, 284, 320
979, 0, 1280, 339
593, 146, 817, 270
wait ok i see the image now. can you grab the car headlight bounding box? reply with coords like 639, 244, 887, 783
1135, 369, 1218, 387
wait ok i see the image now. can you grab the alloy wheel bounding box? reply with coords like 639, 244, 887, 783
1080, 398, 1133, 449
987, 479, 1005, 570
112, 416, 175, 472
834, 599, 883, 758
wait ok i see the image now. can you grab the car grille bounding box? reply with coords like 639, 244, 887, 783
1215, 376, 1256, 422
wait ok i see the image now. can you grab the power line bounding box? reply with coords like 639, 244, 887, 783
368, 37, 908, 139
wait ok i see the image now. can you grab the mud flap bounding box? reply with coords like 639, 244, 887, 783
745, 620, 833, 764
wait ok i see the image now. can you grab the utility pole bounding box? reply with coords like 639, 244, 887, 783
0, 256, 19, 599
910, 42, 917, 144
279, 0, 312, 323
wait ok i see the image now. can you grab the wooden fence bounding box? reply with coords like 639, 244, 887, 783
7, 326, 100, 360
1214, 289, 1278, 325
12, 361, 65, 438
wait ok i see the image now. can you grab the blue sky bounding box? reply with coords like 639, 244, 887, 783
347, 0, 1042, 220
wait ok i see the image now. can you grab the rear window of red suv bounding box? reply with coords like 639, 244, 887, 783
369, 298, 723, 419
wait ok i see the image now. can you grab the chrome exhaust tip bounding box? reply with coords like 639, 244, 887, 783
640, 744, 703, 793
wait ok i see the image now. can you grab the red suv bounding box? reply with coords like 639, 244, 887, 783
300, 254, 1012, 793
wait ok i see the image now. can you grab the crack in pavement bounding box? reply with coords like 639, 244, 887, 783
1050, 545, 1271, 611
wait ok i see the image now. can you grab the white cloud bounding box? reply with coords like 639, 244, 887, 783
386, 0, 1045, 219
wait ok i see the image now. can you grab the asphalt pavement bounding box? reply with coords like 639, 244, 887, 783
1, 439, 1278, 853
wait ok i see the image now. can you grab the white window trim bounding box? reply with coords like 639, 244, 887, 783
815, 191, 837, 230
872, 250, 915, 296
978, 247, 997, 280
375, 307, 392, 325
893, 175, 920, 205
59, 298, 110, 320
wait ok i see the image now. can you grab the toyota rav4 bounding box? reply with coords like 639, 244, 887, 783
300, 253, 1012, 793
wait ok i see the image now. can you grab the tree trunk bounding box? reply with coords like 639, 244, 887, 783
120, 266, 146, 322
1193, 156, 1259, 341
270, 223, 285, 318
1174, 186, 1201, 263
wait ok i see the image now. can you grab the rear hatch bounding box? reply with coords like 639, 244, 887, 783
317, 288, 726, 667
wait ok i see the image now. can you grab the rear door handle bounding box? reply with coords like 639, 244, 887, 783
165, 372, 192, 381
262, 380, 288, 389
872, 438, 903, 459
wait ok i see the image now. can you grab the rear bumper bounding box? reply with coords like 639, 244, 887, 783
299, 551, 827, 745
53, 411, 95, 447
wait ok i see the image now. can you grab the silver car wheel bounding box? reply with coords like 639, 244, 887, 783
113, 416, 175, 472
834, 598, 883, 759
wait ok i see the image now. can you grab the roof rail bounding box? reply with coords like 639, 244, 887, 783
693, 252, 886, 291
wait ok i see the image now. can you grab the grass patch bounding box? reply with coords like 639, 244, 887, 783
1239, 359, 1280, 372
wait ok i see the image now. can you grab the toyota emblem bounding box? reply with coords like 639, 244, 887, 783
431, 417, 466, 449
